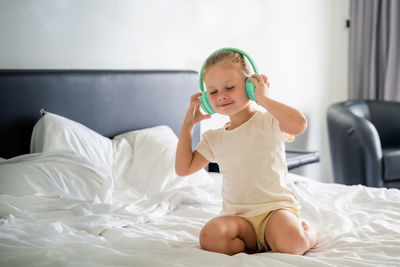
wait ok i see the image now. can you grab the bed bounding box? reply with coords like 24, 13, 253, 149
0, 70, 399, 267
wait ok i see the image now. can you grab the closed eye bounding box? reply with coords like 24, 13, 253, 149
226, 86, 235, 90
209, 90, 217, 95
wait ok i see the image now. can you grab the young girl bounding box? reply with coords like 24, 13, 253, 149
175, 48, 316, 256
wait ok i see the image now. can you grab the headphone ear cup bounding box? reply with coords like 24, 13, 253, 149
246, 79, 256, 101
200, 92, 215, 115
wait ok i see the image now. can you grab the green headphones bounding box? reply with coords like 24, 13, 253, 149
199, 47, 259, 115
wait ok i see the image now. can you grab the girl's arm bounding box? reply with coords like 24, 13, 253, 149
175, 92, 211, 176
175, 124, 209, 176
248, 74, 307, 136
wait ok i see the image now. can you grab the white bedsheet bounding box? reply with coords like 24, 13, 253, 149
1, 171, 400, 267
1, 117, 399, 266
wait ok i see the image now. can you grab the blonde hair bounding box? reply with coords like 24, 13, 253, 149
203, 50, 251, 77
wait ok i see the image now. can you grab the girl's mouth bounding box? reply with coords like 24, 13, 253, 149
218, 102, 232, 107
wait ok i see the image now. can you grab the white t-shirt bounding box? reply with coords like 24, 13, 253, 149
196, 111, 299, 217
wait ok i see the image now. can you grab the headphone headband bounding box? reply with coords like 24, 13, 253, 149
199, 47, 258, 92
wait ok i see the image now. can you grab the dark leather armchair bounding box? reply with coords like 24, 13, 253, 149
327, 100, 400, 189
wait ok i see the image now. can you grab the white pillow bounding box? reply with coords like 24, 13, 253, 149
30, 112, 212, 201
113, 126, 179, 195
31, 112, 114, 171
114, 126, 215, 196
30, 112, 138, 196
0, 151, 113, 202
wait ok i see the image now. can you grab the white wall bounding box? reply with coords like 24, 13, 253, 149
0, 0, 349, 182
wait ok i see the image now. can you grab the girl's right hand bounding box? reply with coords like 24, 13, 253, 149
183, 92, 211, 127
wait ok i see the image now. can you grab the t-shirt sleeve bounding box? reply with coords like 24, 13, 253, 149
262, 111, 295, 143
195, 130, 217, 162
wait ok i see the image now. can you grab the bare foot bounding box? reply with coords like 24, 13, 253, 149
302, 221, 317, 249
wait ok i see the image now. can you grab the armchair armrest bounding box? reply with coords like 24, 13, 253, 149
327, 103, 383, 187
352, 116, 383, 187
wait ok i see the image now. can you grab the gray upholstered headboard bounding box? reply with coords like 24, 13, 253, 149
0, 70, 200, 159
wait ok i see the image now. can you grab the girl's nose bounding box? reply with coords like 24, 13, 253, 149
217, 93, 227, 101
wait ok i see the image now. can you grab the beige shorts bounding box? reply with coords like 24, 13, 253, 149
243, 207, 299, 252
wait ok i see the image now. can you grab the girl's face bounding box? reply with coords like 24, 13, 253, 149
203, 61, 250, 116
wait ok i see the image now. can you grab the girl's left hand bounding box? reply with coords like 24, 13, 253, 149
247, 74, 270, 104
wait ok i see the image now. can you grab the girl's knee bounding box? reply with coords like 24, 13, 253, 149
199, 220, 228, 250
200, 218, 241, 254
270, 229, 308, 255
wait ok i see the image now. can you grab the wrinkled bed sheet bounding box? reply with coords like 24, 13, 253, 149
1, 118, 400, 266
1, 170, 400, 267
